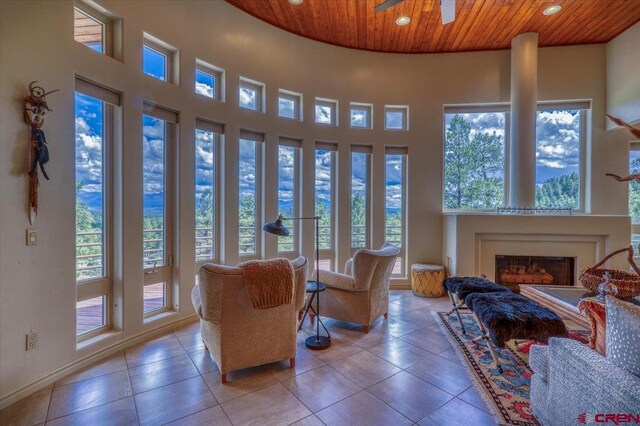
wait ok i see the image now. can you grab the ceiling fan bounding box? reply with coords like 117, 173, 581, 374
374, 0, 457, 25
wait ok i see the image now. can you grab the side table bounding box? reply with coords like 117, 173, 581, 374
298, 280, 331, 350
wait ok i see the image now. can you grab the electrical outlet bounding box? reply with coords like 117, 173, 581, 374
26, 332, 37, 351
26, 229, 37, 246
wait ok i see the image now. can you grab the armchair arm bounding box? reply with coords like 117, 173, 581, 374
344, 258, 353, 276
319, 270, 359, 291
191, 285, 203, 319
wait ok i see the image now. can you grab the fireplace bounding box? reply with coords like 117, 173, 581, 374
495, 255, 575, 291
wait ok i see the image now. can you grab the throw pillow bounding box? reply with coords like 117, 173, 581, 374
606, 296, 640, 377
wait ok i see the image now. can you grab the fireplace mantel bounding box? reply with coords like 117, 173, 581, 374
443, 213, 631, 283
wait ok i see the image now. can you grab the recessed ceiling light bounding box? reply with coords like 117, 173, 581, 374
396, 16, 410, 26
288, 0, 303, 4
543, 5, 561, 15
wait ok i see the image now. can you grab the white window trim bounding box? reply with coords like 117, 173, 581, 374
278, 89, 303, 121
384, 105, 409, 131
277, 140, 302, 256
315, 98, 338, 127
195, 59, 225, 101
349, 102, 373, 129
239, 77, 265, 113
143, 33, 179, 84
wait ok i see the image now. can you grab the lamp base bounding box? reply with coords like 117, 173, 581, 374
304, 335, 331, 350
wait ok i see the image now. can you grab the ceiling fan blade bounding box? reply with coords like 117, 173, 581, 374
374, 0, 405, 13
441, 0, 456, 24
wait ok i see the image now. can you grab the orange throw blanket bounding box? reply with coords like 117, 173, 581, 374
239, 258, 294, 309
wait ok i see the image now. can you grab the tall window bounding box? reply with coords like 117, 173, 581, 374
444, 110, 506, 210
239, 131, 264, 257
630, 146, 640, 255
195, 120, 223, 265
142, 104, 176, 315
351, 147, 371, 252
315, 143, 337, 270
74, 78, 120, 339
278, 139, 301, 254
385, 147, 408, 277
535, 108, 584, 209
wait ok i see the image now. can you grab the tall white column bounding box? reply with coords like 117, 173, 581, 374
509, 32, 538, 208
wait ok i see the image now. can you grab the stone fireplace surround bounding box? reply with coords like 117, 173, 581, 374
443, 213, 631, 286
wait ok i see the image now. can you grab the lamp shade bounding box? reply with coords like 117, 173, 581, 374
263, 214, 290, 236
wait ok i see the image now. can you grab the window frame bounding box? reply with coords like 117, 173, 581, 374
385, 147, 408, 278
278, 89, 303, 121
195, 59, 225, 101
74, 4, 110, 55
315, 98, 338, 127
74, 77, 120, 342
142, 104, 178, 318
384, 105, 409, 131
350, 103, 373, 129
142, 33, 178, 84
277, 138, 302, 256
315, 143, 337, 270
350, 146, 372, 254
194, 119, 224, 269
629, 143, 640, 264
238, 131, 264, 259
239, 77, 265, 113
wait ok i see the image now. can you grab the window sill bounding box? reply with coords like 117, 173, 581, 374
76, 329, 122, 351
143, 309, 177, 325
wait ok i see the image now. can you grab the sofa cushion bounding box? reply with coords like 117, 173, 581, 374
606, 296, 640, 377
529, 344, 550, 381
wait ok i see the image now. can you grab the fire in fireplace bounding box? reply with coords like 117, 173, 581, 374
495, 255, 575, 291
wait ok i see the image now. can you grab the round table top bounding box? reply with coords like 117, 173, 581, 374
306, 280, 326, 293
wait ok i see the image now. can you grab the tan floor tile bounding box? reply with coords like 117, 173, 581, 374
125, 336, 186, 368
0, 385, 52, 426
129, 353, 199, 394
329, 351, 401, 388
47, 370, 132, 420
176, 332, 205, 353
282, 365, 361, 412
389, 290, 412, 302
290, 414, 325, 426
165, 405, 231, 426
45, 396, 137, 426
366, 338, 434, 368
417, 398, 497, 425
173, 321, 200, 336
399, 327, 452, 354
386, 316, 429, 337
134, 376, 217, 426
265, 348, 325, 381
316, 391, 412, 426
56, 352, 127, 386
312, 338, 363, 364
202, 366, 278, 403
390, 295, 434, 312
394, 307, 439, 325
221, 383, 311, 426
368, 371, 454, 421
406, 356, 472, 396
187, 349, 219, 375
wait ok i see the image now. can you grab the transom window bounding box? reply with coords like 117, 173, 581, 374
195, 59, 224, 100
279, 90, 302, 120
142, 34, 177, 83
74, 7, 105, 53
350, 103, 372, 129
315, 98, 338, 126
239, 78, 265, 112
385, 106, 409, 130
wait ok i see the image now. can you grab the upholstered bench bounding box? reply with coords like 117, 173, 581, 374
465, 291, 568, 372
442, 276, 511, 334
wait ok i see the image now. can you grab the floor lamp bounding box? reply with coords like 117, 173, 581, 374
263, 214, 331, 350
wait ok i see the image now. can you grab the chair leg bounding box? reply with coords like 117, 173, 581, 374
298, 310, 303, 321
309, 313, 315, 325
290, 357, 296, 368
363, 325, 369, 334
384, 312, 388, 319
221, 374, 227, 384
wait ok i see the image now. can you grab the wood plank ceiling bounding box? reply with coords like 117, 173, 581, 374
225, 0, 640, 53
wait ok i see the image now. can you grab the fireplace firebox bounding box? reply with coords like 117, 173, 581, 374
495, 255, 575, 292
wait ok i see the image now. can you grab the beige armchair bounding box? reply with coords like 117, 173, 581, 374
314, 243, 399, 333
191, 256, 308, 383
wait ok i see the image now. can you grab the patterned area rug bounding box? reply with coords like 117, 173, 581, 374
434, 310, 589, 426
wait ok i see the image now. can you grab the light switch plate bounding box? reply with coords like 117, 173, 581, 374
26, 229, 37, 246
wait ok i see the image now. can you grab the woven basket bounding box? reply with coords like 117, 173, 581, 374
578, 245, 640, 298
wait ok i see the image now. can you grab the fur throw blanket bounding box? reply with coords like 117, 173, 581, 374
239, 258, 294, 309
443, 276, 510, 301
466, 292, 568, 347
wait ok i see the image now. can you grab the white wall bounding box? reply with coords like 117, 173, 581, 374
0, 0, 630, 403
607, 22, 640, 127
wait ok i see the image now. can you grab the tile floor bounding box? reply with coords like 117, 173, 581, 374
0, 291, 498, 426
